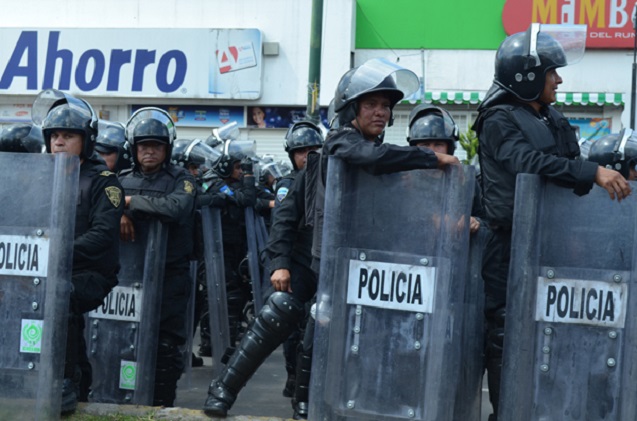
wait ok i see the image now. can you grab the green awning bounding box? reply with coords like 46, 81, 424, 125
402, 91, 625, 106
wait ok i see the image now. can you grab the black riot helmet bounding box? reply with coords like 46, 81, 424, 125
211, 139, 256, 178
32, 89, 98, 158
333, 57, 419, 127
0, 123, 45, 153
125, 107, 176, 166
587, 129, 637, 179
95, 120, 132, 172
406, 104, 459, 154
494, 23, 586, 102
171, 138, 222, 171
284, 120, 324, 169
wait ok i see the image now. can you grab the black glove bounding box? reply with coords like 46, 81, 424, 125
240, 157, 254, 174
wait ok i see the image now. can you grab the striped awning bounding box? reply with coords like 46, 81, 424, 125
402, 91, 625, 106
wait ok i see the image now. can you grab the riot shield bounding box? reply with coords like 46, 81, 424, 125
310, 157, 475, 421
244, 207, 268, 314
0, 153, 79, 420
201, 206, 231, 379
454, 224, 489, 421
499, 175, 637, 420
177, 261, 198, 390
87, 220, 167, 405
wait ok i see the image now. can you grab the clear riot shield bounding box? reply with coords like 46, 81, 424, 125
244, 207, 267, 314
500, 175, 637, 420
0, 153, 79, 420
310, 157, 475, 421
201, 206, 231, 378
454, 224, 489, 421
87, 220, 167, 405
177, 261, 198, 390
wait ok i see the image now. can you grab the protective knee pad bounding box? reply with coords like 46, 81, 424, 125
218, 292, 304, 393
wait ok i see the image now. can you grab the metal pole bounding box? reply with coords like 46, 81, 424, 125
306, 0, 324, 124
631, 4, 637, 128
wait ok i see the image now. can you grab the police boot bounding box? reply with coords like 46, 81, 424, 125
203, 292, 304, 417
292, 350, 312, 420
61, 314, 82, 414
153, 338, 186, 407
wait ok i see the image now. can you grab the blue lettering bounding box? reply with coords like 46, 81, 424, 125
43, 31, 72, 90
132, 49, 156, 91
75, 49, 105, 91
156, 50, 187, 93
0, 31, 38, 89
107, 49, 132, 91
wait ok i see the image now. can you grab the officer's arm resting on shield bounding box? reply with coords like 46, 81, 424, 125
75, 172, 124, 262
233, 173, 257, 208
483, 114, 631, 201
267, 169, 306, 293
126, 171, 197, 222
325, 132, 458, 175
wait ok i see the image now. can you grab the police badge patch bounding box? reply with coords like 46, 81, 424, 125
184, 180, 195, 195
276, 186, 289, 202
105, 186, 122, 208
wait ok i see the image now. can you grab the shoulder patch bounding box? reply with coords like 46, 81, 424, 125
184, 180, 195, 195
276, 186, 289, 202
100, 170, 115, 177
105, 186, 122, 208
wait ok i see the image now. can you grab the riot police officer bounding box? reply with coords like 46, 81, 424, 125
270, 121, 323, 402
203, 58, 458, 419
32, 89, 124, 414
407, 104, 483, 233
94, 120, 131, 173
0, 123, 45, 153
119, 107, 197, 407
586, 128, 637, 181
472, 24, 630, 420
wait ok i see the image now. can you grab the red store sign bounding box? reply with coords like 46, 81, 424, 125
503, 0, 637, 48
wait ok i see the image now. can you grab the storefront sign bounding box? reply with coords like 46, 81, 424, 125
503, 0, 637, 48
0, 28, 262, 98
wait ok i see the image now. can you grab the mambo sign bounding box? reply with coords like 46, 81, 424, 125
502, 0, 637, 48
0, 234, 48, 277
89, 285, 142, 323
346, 259, 436, 313
535, 277, 628, 328
0, 28, 263, 98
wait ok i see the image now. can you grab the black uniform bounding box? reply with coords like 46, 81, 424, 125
118, 164, 196, 406
311, 122, 439, 265
474, 99, 598, 415
208, 174, 257, 345
69, 155, 124, 401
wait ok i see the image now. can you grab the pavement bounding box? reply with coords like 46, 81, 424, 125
75, 340, 495, 420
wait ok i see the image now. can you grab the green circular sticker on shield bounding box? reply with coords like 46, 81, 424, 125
22, 322, 42, 346
121, 363, 136, 382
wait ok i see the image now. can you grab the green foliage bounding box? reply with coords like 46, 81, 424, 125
458, 129, 479, 165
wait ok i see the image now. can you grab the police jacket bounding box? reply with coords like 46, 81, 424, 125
311, 122, 440, 261
267, 170, 313, 273
208, 174, 257, 245
119, 165, 196, 267
74, 155, 124, 278
474, 98, 599, 227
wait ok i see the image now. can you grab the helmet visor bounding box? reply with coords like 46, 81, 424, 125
32, 89, 93, 126
214, 121, 240, 142
527, 23, 587, 68
224, 139, 257, 159
126, 108, 176, 143
187, 139, 223, 168
341, 58, 420, 109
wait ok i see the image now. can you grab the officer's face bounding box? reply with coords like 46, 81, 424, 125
50, 130, 83, 157
353, 93, 391, 140
98, 151, 118, 172
415, 140, 449, 155
229, 161, 243, 181
292, 146, 320, 170
136, 140, 166, 174
539, 68, 562, 104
